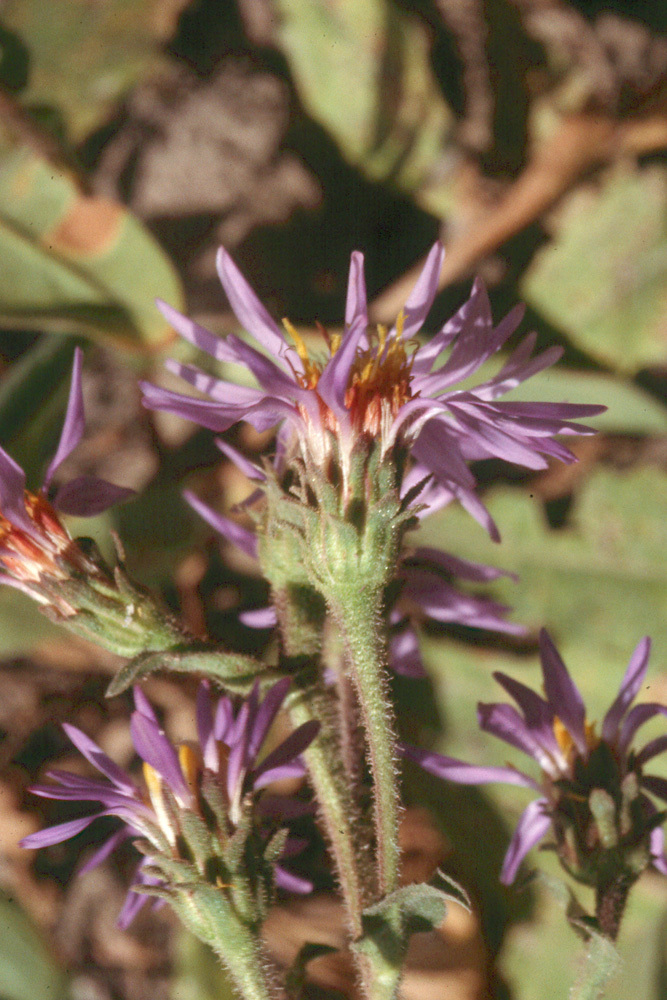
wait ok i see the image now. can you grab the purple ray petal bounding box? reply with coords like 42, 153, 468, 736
274, 864, 313, 894
156, 299, 238, 362
317, 316, 368, 417
216, 248, 298, 369
53, 477, 135, 516
43, 348, 85, 491
21, 815, 97, 849
226, 696, 252, 803
254, 720, 319, 788
0, 446, 33, 535
184, 490, 257, 559
478, 702, 557, 771
641, 774, 667, 804
214, 695, 234, 743
196, 682, 218, 771
345, 251, 368, 330
400, 742, 538, 788
117, 865, 163, 929
500, 797, 552, 884
140, 380, 299, 434
394, 242, 445, 341
390, 625, 427, 678
239, 606, 278, 628
215, 439, 266, 481
539, 630, 587, 756
224, 335, 308, 406
133, 686, 160, 724
248, 677, 292, 759
601, 637, 652, 742
650, 824, 667, 875
635, 735, 667, 768
78, 827, 129, 875
408, 546, 516, 583
130, 711, 192, 807
492, 673, 559, 757
164, 360, 265, 404
62, 723, 137, 793
620, 704, 667, 755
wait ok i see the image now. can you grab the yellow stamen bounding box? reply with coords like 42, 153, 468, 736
553, 717, 599, 760
178, 744, 200, 794
282, 318, 310, 364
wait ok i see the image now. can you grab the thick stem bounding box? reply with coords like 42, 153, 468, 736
569, 930, 620, 1000
178, 889, 282, 1000
332, 589, 402, 898
594, 873, 633, 943
286, 679, 372, 936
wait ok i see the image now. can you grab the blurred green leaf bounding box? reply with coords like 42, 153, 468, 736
0, 141, 183, 349
523, 166, 667, 374
0, 336, 75, 484
505, 367, 667, 434
275, 0, 457, 216
418, 465, 667, 680
1, 0, 171, 140
0, 21, 29, 94
0, 892, 70, 1000
0, 587, 62, 654
170, 927, 236, 1000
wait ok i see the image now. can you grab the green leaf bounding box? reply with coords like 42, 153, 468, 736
362, 883, 453, 935
0, 587, 62, 654
285, 943, 338, 1000
522, 165, 667, 374
417, 465, 667, 682
0, 893, 70, 1000
0, 140, 183, 350
275, 0, 456, 216
106, 646, 272, 697
0, 335, 75, 484
2, 1, 170, 140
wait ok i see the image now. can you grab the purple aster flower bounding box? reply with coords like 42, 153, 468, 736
21, 679, 318, 925
0, 347, 133, 610
182, 488, 524, 676
141, 245, 603, 535
402, 631, 667, 887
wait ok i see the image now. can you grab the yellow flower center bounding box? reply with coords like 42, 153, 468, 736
553, 716, 598, 763
283, 312, 416, 438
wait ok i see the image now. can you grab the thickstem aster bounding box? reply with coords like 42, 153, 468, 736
401, 631, 667, 907
141, 245, 604, 536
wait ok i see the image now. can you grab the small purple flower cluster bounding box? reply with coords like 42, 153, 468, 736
21, 678, 317, 925
402, 632, 667, 884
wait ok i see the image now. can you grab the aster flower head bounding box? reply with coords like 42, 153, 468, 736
0, 347, 133, 613
402, 632, 667, 889
141, 245, 604, 534
21, 679, 318, 927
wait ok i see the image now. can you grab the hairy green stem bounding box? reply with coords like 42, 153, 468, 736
286, 679, 372, 936
176, 888, 283, 1000
569, 931, 620, 1000
332, 589, 402, 898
